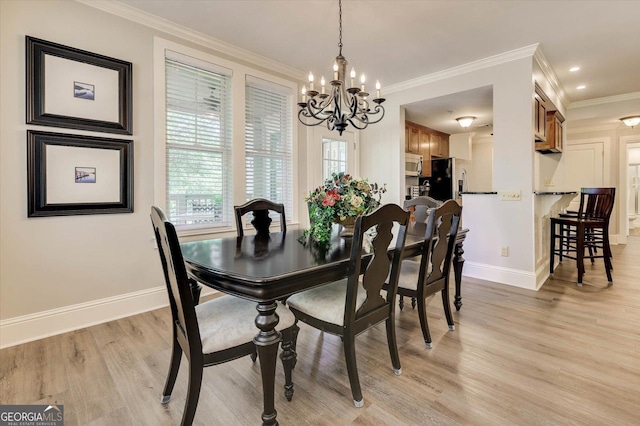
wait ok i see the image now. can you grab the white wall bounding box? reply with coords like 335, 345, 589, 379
0, 0, 160, 321
0, 0, 304, 347
469, 138, 493, 192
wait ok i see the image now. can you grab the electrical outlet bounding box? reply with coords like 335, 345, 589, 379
501, 246, 509, 257
544, 179, 555, 186
499, 190, 521, 201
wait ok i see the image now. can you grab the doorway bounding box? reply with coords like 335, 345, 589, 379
310, 127, 357, 186
563, 138, 606, 212
620, 139, 640, 241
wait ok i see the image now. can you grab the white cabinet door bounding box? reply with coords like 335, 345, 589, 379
564, 141, 604, 211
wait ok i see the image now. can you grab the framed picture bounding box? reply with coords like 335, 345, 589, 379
26, 36, 133, 134
27, 131, 134, 217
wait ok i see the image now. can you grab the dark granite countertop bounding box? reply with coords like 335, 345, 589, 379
460, 191, 497, 195
533, 191, 578, 195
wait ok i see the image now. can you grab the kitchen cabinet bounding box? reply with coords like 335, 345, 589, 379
406, 125, 420, 154
419, 129, 431, 176
536, 110, 564, 153
534, 84, 547, 142
431, 134, 449, 158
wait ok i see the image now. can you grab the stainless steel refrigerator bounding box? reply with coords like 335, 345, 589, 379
428, 157, 455, 201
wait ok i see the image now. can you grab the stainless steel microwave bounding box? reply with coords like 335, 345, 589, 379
405, 153, 423, 176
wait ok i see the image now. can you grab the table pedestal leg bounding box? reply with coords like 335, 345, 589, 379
254, 301, 281, 426
453, 241, 465, 311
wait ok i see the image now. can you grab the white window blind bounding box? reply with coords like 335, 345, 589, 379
244, 76, 293, 219
165, 57, 232, 227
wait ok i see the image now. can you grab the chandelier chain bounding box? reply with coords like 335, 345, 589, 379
338, 0, 343, 55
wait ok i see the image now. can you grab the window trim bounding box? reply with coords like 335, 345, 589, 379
153, 37, 299, 237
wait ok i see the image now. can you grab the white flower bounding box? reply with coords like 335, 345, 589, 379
350, 195, 363, 208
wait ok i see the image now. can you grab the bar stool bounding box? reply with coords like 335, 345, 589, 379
550, 188, 615, 285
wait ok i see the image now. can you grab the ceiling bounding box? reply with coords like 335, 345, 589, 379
117, 0, 640, 134
404, 86, 494, 137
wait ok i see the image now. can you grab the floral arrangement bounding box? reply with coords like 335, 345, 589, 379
302, 172, 386, 246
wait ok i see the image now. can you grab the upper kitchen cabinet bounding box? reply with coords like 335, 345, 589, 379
406, 124, 420, 154
419, 129, 431, 176
431, 133, 449, 158
534, 84, 548, 143
537, 110, 564, 153
533, 83, 564, 154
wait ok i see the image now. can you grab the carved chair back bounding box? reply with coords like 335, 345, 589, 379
418, 200, 462, 288
234, 198, 286, 237
343, 204, 409, 326
404, 196, 442, 224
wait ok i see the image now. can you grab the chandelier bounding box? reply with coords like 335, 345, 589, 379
297, 0, 385, 135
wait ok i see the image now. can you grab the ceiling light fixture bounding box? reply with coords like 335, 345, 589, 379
620, 116, 640, 128
569, 66, 580, 72
577, 85, 586, 90
456, 116, 476, 128
297, 0, 385, 135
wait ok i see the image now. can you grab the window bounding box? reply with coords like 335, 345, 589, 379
245, 76, 293, 217
156, 39, 298, 234
322, 137, 348, 180
165, 56, 233, 227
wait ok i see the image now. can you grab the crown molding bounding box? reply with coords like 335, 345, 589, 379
76, 0, 306, 81
533, 47, 568, 108
385, 44, 539, 94
568, 91, 640, 109
566, 123, 621, 134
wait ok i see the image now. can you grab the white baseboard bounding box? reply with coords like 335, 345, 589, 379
463, 262, 539, 291
0, 285, 216, 349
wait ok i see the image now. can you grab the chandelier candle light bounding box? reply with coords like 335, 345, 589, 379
298, 0, 385, 135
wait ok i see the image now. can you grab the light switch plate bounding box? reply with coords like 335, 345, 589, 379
499, 190, 521, 201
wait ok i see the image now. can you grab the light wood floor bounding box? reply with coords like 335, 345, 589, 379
2, 237, 639, 425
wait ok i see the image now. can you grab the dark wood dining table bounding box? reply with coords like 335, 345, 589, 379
180, 224, 468, 425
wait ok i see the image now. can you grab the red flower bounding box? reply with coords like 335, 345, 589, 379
322, 189, 341, 206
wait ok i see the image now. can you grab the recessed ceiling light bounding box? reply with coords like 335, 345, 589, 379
569, 66, 580, 72
577, 85, 586, 90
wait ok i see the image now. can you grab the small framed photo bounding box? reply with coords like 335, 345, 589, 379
75, 167, 96, 183
27, 130, 134, 217
26, 36, 132, 134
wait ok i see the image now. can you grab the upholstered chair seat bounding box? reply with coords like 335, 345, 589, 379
196, 296, 296, 354
395, 259, 422, 291
286, 279, 367, 326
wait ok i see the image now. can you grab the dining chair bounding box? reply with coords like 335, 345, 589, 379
236, 199, 294, 361
150, 206, 297, 426
235, 198, 286, 237
550, 188, 615, 285
404, 195, 442, 224
286, 203, 410, 408
387, 199, 461, 348
398, 196, 443, 310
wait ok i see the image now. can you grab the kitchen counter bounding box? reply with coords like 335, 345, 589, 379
534, 191, 577, 195
460, 191, 497, 195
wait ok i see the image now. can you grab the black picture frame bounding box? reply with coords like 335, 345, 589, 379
27, 131, 134, 217
26, 36, 133, 134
